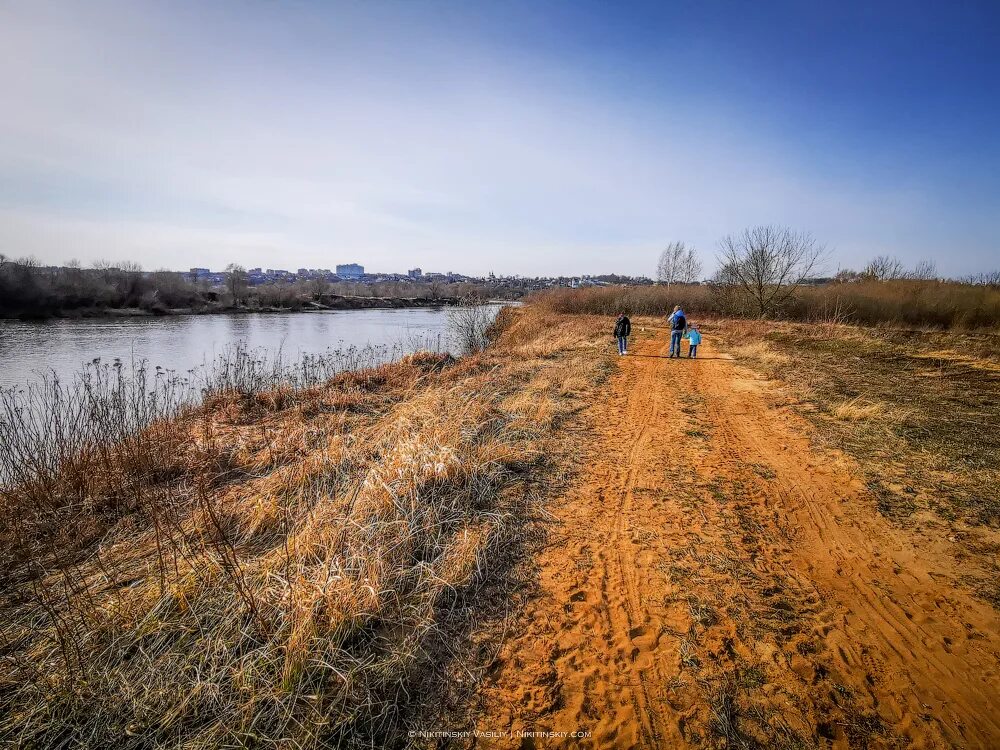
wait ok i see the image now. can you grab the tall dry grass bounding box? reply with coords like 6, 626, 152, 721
530, 279, 1000, 329
0, 306, 606, 747
532, 284, 714, 317
0, 342, 412, 506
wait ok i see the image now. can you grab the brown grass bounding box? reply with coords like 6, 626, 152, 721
530, 284, 714, 318
529, 279, 1000, 329
721, 320, 1000, 521
830, 396, 910, 423
717, 319, 1000, 608
0, 307, 610, 748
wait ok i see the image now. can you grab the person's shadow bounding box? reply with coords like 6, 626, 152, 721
629, 354, 730, 360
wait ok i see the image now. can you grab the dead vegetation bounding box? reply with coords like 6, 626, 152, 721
0, 306, 609, 748
722, 320, 1000, 527
7, 304, 997, 746
471, 312, 999, 747
529, 278, 1000, 329
720, 319, 1000, 610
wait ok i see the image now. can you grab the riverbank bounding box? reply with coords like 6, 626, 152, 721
1, 294, 462, 320
4, 308, 998, 747
0, 305, 612, 747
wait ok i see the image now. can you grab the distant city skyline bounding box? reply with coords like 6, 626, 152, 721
57, 260, 657, 283
1, 1, 998, 278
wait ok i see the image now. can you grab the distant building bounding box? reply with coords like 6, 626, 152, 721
408, 267, 422, 280
189, 267, 211, 279
336, 263, 364, 280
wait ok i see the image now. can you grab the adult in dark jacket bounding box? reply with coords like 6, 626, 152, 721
667, 305, 687, 358
614, 313, 632, 355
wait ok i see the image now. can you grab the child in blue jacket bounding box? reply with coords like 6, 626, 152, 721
685, 325, 702, 358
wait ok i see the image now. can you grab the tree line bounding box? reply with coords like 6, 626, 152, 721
0, 256, 491, 319
656, 224, 997, 318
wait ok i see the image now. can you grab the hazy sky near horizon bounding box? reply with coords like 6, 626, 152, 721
1, 1, 997, 277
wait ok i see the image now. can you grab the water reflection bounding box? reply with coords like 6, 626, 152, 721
0, 308, 465, 388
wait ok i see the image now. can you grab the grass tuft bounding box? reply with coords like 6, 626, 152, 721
0, 307, 610, 747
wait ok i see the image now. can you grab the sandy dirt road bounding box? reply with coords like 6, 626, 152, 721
477, 328, 1000, 748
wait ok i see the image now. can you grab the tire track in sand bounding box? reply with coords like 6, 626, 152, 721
684, 342, 1000, 747
476, 329, 688, 748
475, 326, 1000, 749
608, 332, 665, 747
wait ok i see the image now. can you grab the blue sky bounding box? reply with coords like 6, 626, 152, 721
0, 0, 997, 277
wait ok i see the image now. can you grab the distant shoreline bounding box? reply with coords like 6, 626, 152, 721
0, 295, 465, 321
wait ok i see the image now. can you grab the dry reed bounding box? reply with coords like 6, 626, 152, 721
0, 307, 606, 748
530, 279, 1000, 330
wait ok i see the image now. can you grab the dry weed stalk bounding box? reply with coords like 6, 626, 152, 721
0, 309, 603, 748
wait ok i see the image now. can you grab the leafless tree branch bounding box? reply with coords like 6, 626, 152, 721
714, 225, 825, 316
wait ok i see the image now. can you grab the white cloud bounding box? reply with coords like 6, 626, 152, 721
0, 0, 991, 277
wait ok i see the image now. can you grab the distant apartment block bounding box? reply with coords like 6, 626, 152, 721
336, 263, 365, 280
408, 267, 422, 280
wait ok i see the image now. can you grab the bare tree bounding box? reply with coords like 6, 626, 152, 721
91, 259, 118, 285
116, 261, 146, 305
310, 276, 329, 300
679, 246, 703, 283
225, 264, 249, 307
715, 225, 825, 317
964, 270, 1000, 287
910, 259, 937, 280
656, 241, 687, 287
863, 255, 905, 281
835, 268, 863, 283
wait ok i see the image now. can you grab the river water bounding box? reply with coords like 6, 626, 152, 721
0, 307, 469, 389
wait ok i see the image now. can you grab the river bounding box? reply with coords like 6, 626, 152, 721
0, 307, 475, 389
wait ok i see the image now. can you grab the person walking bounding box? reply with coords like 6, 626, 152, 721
613, 312, 632, 355
667, 305, 687, 358
686, 324, 702, 358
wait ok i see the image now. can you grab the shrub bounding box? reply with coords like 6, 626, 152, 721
528, 279, 1000, 330
449, 299, 500, 354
